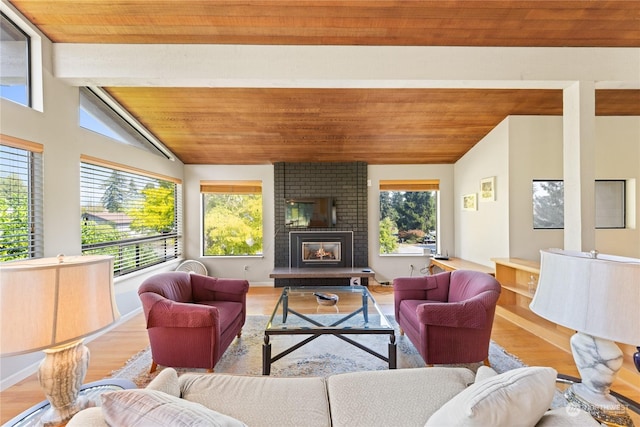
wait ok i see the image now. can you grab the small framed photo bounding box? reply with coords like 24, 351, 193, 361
480, 176, 496, 202
463, 193, 477, 211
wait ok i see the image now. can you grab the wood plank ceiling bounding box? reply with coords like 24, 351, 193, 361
9, 1, 640, 164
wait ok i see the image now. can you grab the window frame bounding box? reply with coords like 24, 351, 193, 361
532, 179, 628, 230
200, 180, 264, 257
378, 179, 439, 257
595, 180, 626, 229
0, 3, 43, 111
1, 12, 31, 107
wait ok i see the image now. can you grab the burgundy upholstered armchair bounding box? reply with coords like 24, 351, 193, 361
393, 270, 501, 365
138, 271, 249, 373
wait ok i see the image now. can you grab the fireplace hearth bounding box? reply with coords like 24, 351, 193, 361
289, 231, 353, 269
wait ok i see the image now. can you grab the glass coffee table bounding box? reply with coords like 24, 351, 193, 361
262, 286, 396, 375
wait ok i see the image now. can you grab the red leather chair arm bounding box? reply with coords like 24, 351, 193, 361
191, 274, 249, 303
146, 298, 219, 329
416, 298, 487, 329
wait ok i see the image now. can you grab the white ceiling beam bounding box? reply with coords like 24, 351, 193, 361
53, 44, 639, 90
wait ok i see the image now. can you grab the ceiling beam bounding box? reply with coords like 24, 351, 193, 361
53, 45, 640, 90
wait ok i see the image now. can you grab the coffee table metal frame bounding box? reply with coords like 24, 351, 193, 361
262, 286, 397, 375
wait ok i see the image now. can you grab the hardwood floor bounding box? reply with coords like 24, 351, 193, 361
2, 284, 638, 424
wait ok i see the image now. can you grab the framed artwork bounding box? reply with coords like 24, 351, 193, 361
463, 193, 477, 211
480, 176, 496, 202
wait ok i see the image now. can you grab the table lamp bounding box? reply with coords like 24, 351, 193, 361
530, 248, 640, 427
0, 255, 120, 426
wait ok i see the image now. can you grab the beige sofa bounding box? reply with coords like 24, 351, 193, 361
68, 366, 598, 427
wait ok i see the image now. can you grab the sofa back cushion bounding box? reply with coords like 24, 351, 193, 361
139, 271, 193, 303
179, 373, 331, 427
327, 367, 475, 427
448, 270, 500, 303
101, 389, 247, 427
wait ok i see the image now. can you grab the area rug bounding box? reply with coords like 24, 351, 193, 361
109, 314, 526, 388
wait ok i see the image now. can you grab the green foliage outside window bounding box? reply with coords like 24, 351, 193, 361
203, 193, 263, 256
128, 182, 176, 233
0, 174, 29, 261
379, 217, 399, 254
533, 181, 564, 229
379, 190, 436, 255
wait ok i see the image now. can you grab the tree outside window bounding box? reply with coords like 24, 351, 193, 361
379, 183, 437, 255
201, 181, 263, 256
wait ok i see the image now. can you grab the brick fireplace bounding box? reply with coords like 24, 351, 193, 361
273, 162, 368, 287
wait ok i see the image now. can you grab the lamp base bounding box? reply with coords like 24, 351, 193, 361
565, 386, 634, 427
4, 379, 137, 427
569, 332, 633, 427
37, 340, 91, 426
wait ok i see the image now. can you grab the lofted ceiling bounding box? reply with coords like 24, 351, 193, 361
8, 0, 640, 165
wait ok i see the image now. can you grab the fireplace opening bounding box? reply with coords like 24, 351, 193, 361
302, 242, 341, 262
289, 231, 353, 268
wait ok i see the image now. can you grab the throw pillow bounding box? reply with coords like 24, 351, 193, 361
101, 389, 247, 427
425, 366, 557, 427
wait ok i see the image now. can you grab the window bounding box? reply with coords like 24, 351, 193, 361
532, 180, 564, 229
79, 87, 173, 159
80, 157, 182, 276
532, 179, 627, 229
379, 180, 438, 255
1, 13, 30, 106
595, 180, 625, 229
201, 181, 263, 256
0, 136, 43, 261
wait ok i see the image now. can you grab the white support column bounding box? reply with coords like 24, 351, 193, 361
563, 81, 596, 252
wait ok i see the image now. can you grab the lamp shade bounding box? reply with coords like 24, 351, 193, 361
0, 255, 120, 356
530, 249, 640, 345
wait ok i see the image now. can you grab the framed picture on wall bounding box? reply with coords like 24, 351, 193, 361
463, 193, 477, 211
480, 176, 496, 202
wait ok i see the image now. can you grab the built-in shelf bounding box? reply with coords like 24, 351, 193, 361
491, 257, 639, 389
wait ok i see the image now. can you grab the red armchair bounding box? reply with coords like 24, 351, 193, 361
393, 270, 501, 365
138, 271, 249, 373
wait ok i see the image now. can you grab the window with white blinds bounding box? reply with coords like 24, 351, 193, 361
80, 157, 182, 276
0, 137, 43, 261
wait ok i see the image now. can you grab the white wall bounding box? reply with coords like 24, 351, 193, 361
367, 164, 455, 283
183, 164, 274, 285
454, 121, 511, 267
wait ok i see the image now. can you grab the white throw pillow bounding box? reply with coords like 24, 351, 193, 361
101, 388, 247, 427
425, 366, 557, 427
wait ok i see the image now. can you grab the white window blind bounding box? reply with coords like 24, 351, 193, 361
0, 136, 43, 261
80, 157, 182, 276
